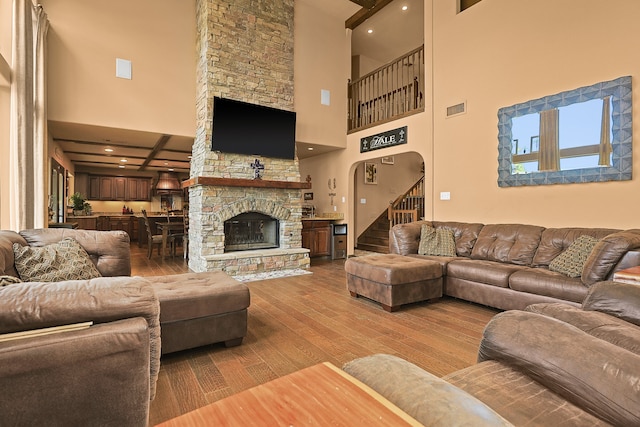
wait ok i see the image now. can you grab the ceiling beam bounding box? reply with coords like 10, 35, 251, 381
345, 0, 394, 30
139, 134, 172, 172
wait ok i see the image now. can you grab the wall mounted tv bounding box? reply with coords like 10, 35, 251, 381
211, 96, 297, 160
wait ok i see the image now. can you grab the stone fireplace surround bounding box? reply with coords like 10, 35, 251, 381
188, 0, 302, 275
184, 175, 311, 276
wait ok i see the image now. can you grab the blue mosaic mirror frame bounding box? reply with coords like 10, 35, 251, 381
497, 76, 632, 187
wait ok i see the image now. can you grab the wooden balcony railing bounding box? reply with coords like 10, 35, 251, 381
348, 45, 425, 133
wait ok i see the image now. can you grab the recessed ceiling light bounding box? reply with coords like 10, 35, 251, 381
168, 168, 174, 172
187, 155, 192, 159
120, 158, 127, 162
402, 5, 408, 11
308, 147, 314, 151
164, 162, 169, 166
104, 148, 114, 152
118, 165, 125, 169
367, 29, 373, 34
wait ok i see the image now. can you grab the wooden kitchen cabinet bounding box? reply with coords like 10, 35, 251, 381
87, 176, 152, 201
74, 217, 97, 230
302, 220, 331, 257
114, 177, 127, 200
108, 215, 133, 237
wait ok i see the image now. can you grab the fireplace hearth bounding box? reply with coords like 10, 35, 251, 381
224, 212, 279, 252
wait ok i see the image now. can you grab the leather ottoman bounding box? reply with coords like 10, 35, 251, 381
345, 254, 442, 312
146, 271, 250, 355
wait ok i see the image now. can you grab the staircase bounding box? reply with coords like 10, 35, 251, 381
356, 176, 425, 254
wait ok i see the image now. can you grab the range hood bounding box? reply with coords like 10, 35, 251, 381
154, 172, 183, 195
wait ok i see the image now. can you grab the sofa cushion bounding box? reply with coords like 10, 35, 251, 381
582, 280, 640, 327
0, 231, 27, 277
444, 361, 610, 427
548, 235, 600, 278
418, 225, 456, 257
470, 224, 544, 266
13, 238, 102, 282
0, 275, 22, 287
526, 302, 640, 355
432, 221, 484, 257
532, 228, 618, 268
447, 259, 528, 288
582, 230, 640, 286
508, 268, 587, 304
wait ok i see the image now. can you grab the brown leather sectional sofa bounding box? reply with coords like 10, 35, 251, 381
344, 280, 640, 426
389, 221, 640, 310
0, 228, 159, 426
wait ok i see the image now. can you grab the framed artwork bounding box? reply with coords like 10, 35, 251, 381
381, 156, 395, 165
303, 192, 313, 201
364, 162, 377, 184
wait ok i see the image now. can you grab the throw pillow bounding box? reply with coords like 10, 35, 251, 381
13, 238, 102, 282
418, 225, 457, 257
549, 235, 600, 278
0, 275, 22, 287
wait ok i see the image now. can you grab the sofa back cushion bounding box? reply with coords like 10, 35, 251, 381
470, 224, 544, 266
432, 221, 484, 258
389, 221, 431, 255
581, 230, 640, 286
582, 280, 640, 327
0, 231, 28, 278
19, 229, 131, 277
532, 227, 619, 268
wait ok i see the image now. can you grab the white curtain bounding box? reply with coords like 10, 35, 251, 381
9, 0, 49, 231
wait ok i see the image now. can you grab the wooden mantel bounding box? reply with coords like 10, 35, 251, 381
182, 176, 311, 190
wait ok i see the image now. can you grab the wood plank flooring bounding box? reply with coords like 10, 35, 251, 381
129, 245, 499, 425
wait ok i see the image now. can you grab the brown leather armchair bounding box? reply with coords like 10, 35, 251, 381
0, 229, 160, 427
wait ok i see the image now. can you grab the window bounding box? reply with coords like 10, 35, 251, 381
497, 76, 632, 187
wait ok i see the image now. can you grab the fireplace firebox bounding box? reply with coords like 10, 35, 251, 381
224, 212, 279, 252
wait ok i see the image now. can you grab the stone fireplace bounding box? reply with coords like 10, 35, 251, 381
187, 0, 309, 275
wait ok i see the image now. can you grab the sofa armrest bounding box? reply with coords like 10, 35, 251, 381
478, 310, 640, 426
343, 354, 512, 426
0, 318, 150, 426
0, 277, 161, 400
19, 229, 132, 276
582, 280, 640, 327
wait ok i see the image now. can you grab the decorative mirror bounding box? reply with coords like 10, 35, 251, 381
497, 76, 632, 187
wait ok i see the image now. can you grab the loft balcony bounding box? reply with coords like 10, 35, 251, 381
348, 45, 425, 133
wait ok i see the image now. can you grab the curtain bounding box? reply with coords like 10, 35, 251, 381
9, 0, 49, 231
598, 96, 612, 167
538, 108, 560, 171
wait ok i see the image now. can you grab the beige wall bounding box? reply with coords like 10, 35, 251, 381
40, 0, 196, 137
294, 0, 349, 149
430, 0, 640, 229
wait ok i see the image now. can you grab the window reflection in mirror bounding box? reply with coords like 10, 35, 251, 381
497, 76, 631, 187
511, 98, 612, 174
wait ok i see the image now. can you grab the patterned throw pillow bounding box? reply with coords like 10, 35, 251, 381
13, 238, 102, 282
549, 235, 600, 278
418, 225, 457, 257
0, 275, 22, 287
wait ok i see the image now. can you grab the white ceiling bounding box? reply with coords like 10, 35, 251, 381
49, 0, 424, 171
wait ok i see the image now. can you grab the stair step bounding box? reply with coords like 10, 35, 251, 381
358, 236, 388, 246
356, 243, 389, 254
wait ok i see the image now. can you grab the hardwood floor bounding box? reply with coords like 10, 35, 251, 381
129, 245, 499, 425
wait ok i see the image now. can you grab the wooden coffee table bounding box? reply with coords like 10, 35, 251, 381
156, 362, 421, 426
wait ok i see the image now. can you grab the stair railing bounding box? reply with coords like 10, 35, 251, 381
387, 176, 425, 228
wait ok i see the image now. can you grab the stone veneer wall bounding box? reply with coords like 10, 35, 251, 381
190, 0, 308, 274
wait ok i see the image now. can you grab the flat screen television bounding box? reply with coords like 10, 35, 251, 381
211, 97, 297, 160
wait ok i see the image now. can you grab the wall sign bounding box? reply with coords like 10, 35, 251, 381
360, 126, 407, 153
